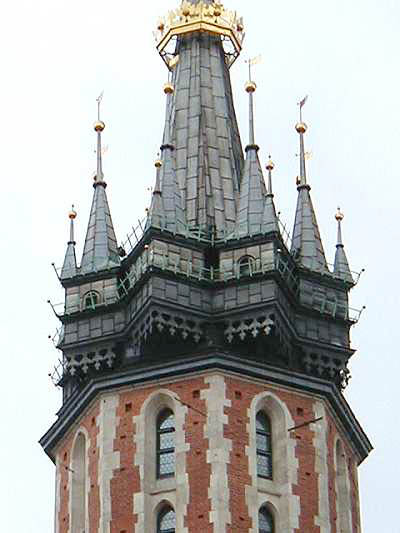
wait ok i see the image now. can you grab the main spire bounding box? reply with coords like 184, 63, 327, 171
291, 97, 328, 272
80, 95, 120, 275
154, 0, 245, 238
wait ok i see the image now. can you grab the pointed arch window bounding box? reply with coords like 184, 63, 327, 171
157, 505, 176, 533
259, 505, 274, 533
238, 255, 255, 277
156, 408, 175, 478
82, 290, 100, 310
256, 411, 272, 479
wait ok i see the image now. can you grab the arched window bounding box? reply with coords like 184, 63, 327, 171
259, 505, 274, 533
256, 411, 272, 479
71, 432, 87, 532
157, 505, 176, 533
238, 255, 255, 277
156, 409, 175, 479
83, 290, 99, 310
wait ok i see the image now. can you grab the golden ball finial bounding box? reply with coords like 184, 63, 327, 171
295, 122, 307, 134
94, 120, 105, 132
155, 158, 162, 169
266, 158, 275, 171
335, 208, 344, 222
245, 81, 257, 93
69, 206, 77, 220
163, 82, 175, 95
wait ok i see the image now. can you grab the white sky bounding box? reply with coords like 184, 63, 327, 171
0, 0, 398, 531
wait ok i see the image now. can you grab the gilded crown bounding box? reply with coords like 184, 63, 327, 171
154, 1, 245, 68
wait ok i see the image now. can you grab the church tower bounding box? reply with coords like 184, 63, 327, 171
41, 1, 371, 531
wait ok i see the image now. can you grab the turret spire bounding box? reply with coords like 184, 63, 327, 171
147, 82, 186, 232
80, 95, 120, 275
291, 97, 328, 272
61, 206, 78, 279
262, 157, 279, 233
334, 208, 354, 283
236, 59, 267, 237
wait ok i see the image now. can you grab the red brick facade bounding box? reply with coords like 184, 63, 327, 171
54, 373, 361, 532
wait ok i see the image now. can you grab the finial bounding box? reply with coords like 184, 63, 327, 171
68, 204, 77, 244
296, 96, 309, 187
336, 207, 344, 222
266, 156, 275, 196
94, 92, 106, 186
336, 207, 344, 247
245, 56, 261, 146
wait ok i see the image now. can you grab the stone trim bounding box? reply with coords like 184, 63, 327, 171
201, 375, 232, 532
313, 401, 331, 532
69, 427, 90, 533
133, 389, 189, 533
245, 391, 300, 532
334, 437, 353, 533
55, 454, 61, 533
97, 395, 120, 533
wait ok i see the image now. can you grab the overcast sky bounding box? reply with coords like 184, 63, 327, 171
0, 0, 398, 531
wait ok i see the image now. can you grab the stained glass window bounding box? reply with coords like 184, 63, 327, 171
259, 506, 274, 533
256, 411, 272, 479
156, 409, 175, 478
157, 506, 176, 533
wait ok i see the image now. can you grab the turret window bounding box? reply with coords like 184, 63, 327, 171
238, 255, 255, 277
157, 505, 176, 533
156, 409, 175, 478
259, 505, 274, 533
82, 290, 100, 310
256, 411, 272, 479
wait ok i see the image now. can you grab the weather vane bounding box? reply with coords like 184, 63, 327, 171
245, 55, 262, 81
298, 95, 308, 122
96, 91, 104, 121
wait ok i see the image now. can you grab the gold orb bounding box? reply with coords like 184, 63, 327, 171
245, 81, 257, 93
266, 159, 275, 171
295, 122, 307, 134
214, 7, 222, 17
182, 7, 190, 17
69, 208, 77, 220
237, 22, 244, 32
155, 159, 162, 169
94, 120, 105, 132
157, 21, 165, 31
335, 209, 344, 222
163, 82, 175, 95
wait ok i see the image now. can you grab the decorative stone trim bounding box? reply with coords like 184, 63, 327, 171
69, 427, 90, 533
133, 389, 189, 533
245, 391, 300, 532
201, 375, 232, 532
313, 402, 331, 532
97, 395, 120, 533
334, 437, 353, 533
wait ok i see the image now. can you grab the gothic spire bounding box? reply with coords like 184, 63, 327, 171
262, 157, 279, 233
291, 97, 328, 272
80, 95, 120, 275
61, 206, 78, 279
237, 62, 267, 237
334, 208, 354, 283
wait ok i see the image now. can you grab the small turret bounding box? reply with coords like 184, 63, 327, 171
262, 157, 279, 233
60, 206, 78, 279
236, 60, 268, 237
334, 208, 354, 284
80, 94, 120, 275
291, 97, 328, 272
